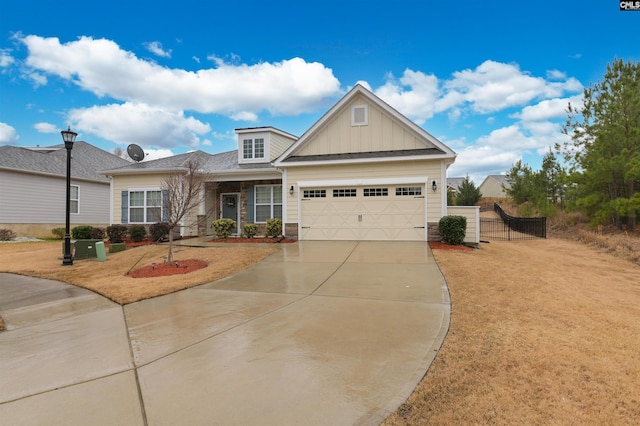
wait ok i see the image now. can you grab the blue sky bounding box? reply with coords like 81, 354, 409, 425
1, 1, 638, 183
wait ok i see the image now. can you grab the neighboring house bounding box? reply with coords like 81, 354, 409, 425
102, 84, 478, 242
447, 177, 466, 194
479, 174, 511, 199
0, 142, 131, 238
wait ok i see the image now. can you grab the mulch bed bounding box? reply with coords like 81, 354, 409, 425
209, 237, 297, 244
104, 238, 156, 248
129, 259, 208, 278
429, 241, 475, 251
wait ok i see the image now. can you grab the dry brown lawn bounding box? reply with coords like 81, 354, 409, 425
0, 242, 276, 304
384, 237, 640, 425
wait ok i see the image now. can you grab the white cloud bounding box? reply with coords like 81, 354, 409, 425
373, 70, 440, 124
142, 148, 175, 161
68, 102, 211, 149
26, 71, 47, 87
33, 122, 58, 133
448, 144, 519, 184
0, 122, 19, 144
20, 35, 341, 117
546, 69, 567, 80
143, 41, 171, 58
514, 95, 583, 122
0, 49, 15, 67
230, 111, 258, 122
442, 60, 582, 114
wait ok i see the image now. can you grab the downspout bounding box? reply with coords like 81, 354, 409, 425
274, 165, 288, 237
441, 160, 449, 217
108, 175, 114, 225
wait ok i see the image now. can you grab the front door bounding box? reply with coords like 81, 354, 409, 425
221, 193, 240, 234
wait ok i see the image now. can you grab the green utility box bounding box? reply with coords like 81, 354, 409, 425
95, 241, 107, 262
73, 239, 101, 260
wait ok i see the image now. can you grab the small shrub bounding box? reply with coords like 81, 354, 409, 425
129, 224, 147, 242
439, 215, 467, 245
265, 218, 282, 238
107, 224, 128, 243
0, 228, 16, 241
71, 225, 93, 240
244, 223, 258, 238
51, 227, 66, 240
91, 227, 106, 240
212, 218, 236, 239
109, 243, 126, 253
150, 222, 172, 242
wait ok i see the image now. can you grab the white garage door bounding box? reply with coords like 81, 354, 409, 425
300, 185, 425, 241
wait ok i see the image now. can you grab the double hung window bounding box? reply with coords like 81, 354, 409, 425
255, 185, 282, 222
243, 138, 265, 160
70, 185, 79, 214
129, 190, 162, 223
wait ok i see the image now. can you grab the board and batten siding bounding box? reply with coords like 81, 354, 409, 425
446, 206, 480, 243
285, 160, 444, 224
0, 170, 110, 224
296, 94, 433, 157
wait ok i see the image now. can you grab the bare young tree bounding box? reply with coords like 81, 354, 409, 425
161, 154, 216, 264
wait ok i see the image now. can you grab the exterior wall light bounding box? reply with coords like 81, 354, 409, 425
289, 185, 294, 195
431, 180, 437, 192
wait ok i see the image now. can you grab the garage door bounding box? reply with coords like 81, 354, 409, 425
300, 185, 425, 241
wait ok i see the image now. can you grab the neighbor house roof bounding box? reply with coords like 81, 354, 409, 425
447, 177, 466, 192
0, 142, 130, 183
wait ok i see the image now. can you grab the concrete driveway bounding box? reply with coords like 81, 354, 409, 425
0, 241, 450, 425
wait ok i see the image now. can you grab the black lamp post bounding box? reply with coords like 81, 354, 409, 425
61, 126, 77, 266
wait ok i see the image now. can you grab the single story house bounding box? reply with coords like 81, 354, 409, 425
479, 174, 511, 199
102, 84, 479, 243
0, 142, 130, 238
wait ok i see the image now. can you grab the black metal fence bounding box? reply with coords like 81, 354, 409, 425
480, 203, 546, 241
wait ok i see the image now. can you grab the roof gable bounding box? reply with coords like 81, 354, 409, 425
275, 84, 456, 166
481, 174, 511, 189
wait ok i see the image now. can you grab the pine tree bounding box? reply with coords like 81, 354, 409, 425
561, 58, 640, 230
456, 175, 482, 206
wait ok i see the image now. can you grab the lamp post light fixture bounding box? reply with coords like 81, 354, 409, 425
61, 126, 77, 266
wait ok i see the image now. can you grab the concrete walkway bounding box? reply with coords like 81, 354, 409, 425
0, 241, 450, 425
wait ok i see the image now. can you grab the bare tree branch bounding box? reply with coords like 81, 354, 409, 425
161, 154, 217, 264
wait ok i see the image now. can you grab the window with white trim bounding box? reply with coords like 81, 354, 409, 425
70, 185, 79, 214
396, 187, 422, 196
243, 138, 265, 160
255, 185, 282, 222
129, 190, 162, 223
363, 188, 388, 197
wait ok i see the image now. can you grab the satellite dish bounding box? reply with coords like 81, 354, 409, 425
127, 144, 145, 162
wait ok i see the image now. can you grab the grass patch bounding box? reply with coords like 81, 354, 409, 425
0, 241, 277, 305
384, 237, 640, 424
